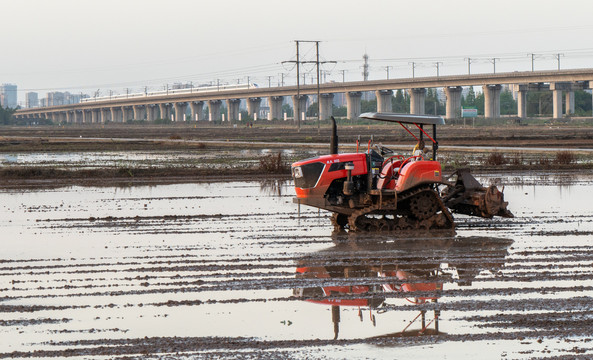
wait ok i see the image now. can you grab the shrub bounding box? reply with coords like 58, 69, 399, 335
554, 151, 576, 165
484, 151, 506, 166
259, 152, 287, 173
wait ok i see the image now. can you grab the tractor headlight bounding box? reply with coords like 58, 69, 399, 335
292, 166, 303, 178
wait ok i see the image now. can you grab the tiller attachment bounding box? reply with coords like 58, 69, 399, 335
442, 169, 513, 219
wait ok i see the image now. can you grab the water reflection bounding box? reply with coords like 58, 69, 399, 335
294, 235, 513, 340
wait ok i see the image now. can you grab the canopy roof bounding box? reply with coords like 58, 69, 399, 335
360, 112, 445, 126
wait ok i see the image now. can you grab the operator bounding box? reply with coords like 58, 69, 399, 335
412, 139, 426, 160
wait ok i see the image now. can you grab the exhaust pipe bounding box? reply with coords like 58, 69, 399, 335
330, 116, 338, 155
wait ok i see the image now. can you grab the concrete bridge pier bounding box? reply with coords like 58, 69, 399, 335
174, 102, 188, 122
91, 109, 99, 123
550, 82, 572, 119
82, 110, 90, 123
227, 98, 241, 121
565, 91, 575, 115
409, 88, 426, 115
159, 103, 171, 121
445, 86, 463, 120
376, 90, 393, 113
345, 92, 362, 120
146, 105, 157, 122
267, 96, 284, 120
208, 100, 222, 121
191, 101, 204, 121
483, 84, 502, 119
513, 85, 528, 119
66, 111, 74, 123
121, 107, 132, 122
101, 108, 110, 123
247, 97, 262, 120
133, 105, 146, 121
110, 107, 120, 123
292, 95, 309, 123
319, 93, 334, 120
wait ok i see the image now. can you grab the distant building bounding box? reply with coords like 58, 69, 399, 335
0, 84, 17, 108
47, 92, 65, 106
25, 92, 39, 108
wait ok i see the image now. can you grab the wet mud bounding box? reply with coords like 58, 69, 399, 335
1, 174, 593, 359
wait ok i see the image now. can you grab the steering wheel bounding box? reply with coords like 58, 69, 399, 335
375, 143, 394, 156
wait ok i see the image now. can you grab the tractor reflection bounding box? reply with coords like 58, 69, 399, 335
293, 236, 512, 339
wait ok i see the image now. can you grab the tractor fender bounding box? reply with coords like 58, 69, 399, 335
395, 161, 443, 192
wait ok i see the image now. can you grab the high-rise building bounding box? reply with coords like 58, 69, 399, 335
47, 92, 65, 106
0, 84, 17, 108
25, 92, 39, 108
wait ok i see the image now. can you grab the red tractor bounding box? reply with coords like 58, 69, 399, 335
291, 112, 512, 231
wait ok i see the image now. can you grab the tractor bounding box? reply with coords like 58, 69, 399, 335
291, 112, 512, 231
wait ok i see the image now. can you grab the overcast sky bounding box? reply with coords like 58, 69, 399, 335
2, 0, 593, 103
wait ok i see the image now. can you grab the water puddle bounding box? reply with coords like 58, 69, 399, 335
1, 175, 592, 358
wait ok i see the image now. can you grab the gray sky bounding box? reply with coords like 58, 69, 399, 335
2, 0, 593, 103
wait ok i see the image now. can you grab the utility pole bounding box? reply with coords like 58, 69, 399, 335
490, 58, 499, 74
434, 62, 442, 77
267, 75, 273, 88
316, 41, 320, 133
341, 70, 346, 82
555, 53, 564, 70
465, 58, 472, 75
278, 73, 285, 86
384, 66, 393, 79
217, 79, 220, 91
362, 53, 369, 81
283, 40, 335, 131
529, 53, 536, 72
409, 62, 416, 78
125, 88, 129, 99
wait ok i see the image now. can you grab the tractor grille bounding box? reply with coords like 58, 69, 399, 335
293, 162, 325, 189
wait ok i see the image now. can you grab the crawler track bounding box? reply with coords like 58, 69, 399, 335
345, 187, 455, 232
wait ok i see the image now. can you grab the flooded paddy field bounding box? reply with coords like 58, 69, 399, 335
1, 173, 593, 359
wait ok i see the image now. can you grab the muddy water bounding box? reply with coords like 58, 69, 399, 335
1, 174, 592, 359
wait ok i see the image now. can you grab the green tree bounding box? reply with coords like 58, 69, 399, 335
574, 90, 592, 116
282, 103, 293, 117
462, 87, 476, 108
500, 90, 517, 115
0, 105, 15, 125
307, 102, 318, 117
333, 105, 346, 117
361, 99, 377, 113
475, 92, 485, 115
425, 88, 444, 115
392, 89, 408, 112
